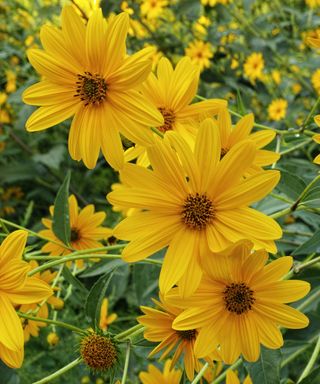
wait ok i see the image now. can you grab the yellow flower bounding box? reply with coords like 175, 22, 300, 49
0, 230, 52, 368
121, 2, 134, 15
312, 115, 320, 164
243, 53, 264, 82
108, 119, 282, 296
47, 332, 59, 346
215, 109, 280, 173
169, 240, 310, 364
23, 6, 163, 169
185, 40, 214, 72
311, 69, 320, 95
99, 298, 117, 331
292, 83, 302, 95
268, 99, 288, 121
226, 369, 252, 384
39, 195, 112, 268
72, 0, 102, 19
20, 260, 64, 342
271, 69, 281, 85
230, 58, 239, 69
0, 110, 10, 124
5, 70, 16, 93
305, 0, 320, 8
139, 360, 182, 384
0, 92, 7, 105
138, 295, 218, 380
140, 0, 168, 19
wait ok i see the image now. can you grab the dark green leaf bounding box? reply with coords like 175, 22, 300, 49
85, 270, 116, 328
52, 171, 71, 245
0, 361, 20, 384
245, 347, 281, 384
293, 229, 320, 255
62, 266, 88, 294
299, 366, 320, 384
79, 259, 126, 278
277, 170, 306, 201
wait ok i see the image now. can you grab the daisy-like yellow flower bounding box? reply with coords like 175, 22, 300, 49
311, 69, 320, 95
268, 99, 288, 121
168, 240, 310, 364
312, 115, 320, 164
39, 194, 112, 268
0, 230, 52, 368
124, 56, 227, 163
140, 0, 168, 19
20, 260, 64, 342
226, 369, 252, 384
185, 40, 214, 72
23, 6, 163, 169
215, 109, 279, 173
108, 119, 282, 296
305, 0, 320, 8
139, 360, 182, 384
99, 298, 117, 331
138, 295, 218, 380
243, 53, 264, 82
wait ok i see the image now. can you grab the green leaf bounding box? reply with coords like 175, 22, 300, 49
52, 171, 71, 245
299, 366, 320, 384
85, 270, 116, 328
62, 266, 88, 294
79, 259, 126, 278
277, 169, 306, 201
0, 361, 20, 384
293, 229, 320, 255
245, 347, 281, 384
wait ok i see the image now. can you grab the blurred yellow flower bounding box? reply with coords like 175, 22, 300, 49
0, 92, 8, 105
99, 298, 117, 331
243, 52, 264, 82
47, 332, 59, 346
140, 0, 168, 19
226, 369, 252, 384
140, 360, 182, 384
292, 83, 302, 95
268, 99, 288, 121
305, 0, 320, 8
185, 40, 214, 72
312, 69, 320, 94
5, 70, 16, 93
271, 69, 281, 85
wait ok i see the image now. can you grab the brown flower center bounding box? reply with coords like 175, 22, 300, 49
71, 227, 81, 242
223, 282, 255, 315
80, 333, 118, 371
75, 72, 107, 106
158, 107, 175, 132
181, 193, 215, 230
176, 329, 197, 341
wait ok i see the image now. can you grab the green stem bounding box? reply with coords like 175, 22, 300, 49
151, 126, 164, 138
281, 335, 317, 367
18, 312, 86, 335
301, 95, 320, 132
32, 357, 82, 384
115, 324, 145, 341
280, 138, 313, 155
293, 255, 320, 276
270, 207, 292, 219
294, 174, 320, 209
212, 358, 242, 384
191, 362, 209, 384
121, 341, 131, 384
0, 218, 73, 250
297, 289, 320, 313
298, 334, 320, 383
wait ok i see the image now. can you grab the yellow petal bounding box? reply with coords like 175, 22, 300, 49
0, 344, 24, 369
7, 277, 53, 305
255, 280, 310, 303
23, 81, 75, 106
229, 113, 254, 146
0, 296, 24, 351
0, 230, 27, 267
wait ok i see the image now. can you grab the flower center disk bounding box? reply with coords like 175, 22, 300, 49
75, 72, 107, 106
223, 282, 255, 315
176, 329, 197, 341
158, 107, 175, 132
71, 227, 80, 242
181, 193, 215, 230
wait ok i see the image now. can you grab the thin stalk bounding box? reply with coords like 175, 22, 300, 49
18, 312, 86, 335
32, 357, 81, 384
151, 126, 164, 138
297, 334, 320, 383
211, 358, 242, 384
121, 341, 131, 384
270, 207, 292, 219
301, 95, 320, 132
191, 362, 209, 384
115, 324, 145, 341
280, 138, 313, 155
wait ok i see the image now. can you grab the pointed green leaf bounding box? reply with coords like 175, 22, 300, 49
245, 347, 281, 384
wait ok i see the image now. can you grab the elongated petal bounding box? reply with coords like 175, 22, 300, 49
23, 81, 75, 106
0, 345, 24, 369
250, 256, 293, 286
0, 296, 23, 351
249, 130, 277, 148
178, 99, 227, 120
229, 113, 254, 146
178, 249, 203, 298
239, 314, 260, 362
251, 311, 283, 349
0, 230, 27, 267
255, 280, 310, 303
173, 307, 221, 330
86, 9, 106, 73
7, 277, 53, 305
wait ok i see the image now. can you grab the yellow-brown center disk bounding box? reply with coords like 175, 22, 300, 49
181, 193, 215, 230
176, 329, 197, 341
158, 107, 175, 132
223, 282, 255, 315
75, 72, 107, 106
80, 333, 118, 371
71, 227, 81, 242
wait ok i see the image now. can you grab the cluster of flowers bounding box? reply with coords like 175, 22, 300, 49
1, 4, 312, 382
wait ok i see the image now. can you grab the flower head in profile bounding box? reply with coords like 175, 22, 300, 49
139, 360, 182, 384
226, 369, 252, 384
108, 119, 282, 296
268, 99, 288, 121
243, 52, 264, 82
23, 6, 163, 169
185, 40, 214, 72
138, 294, 218, 380
0, 230, 52, 368
168, 241, 310, 364
215, 109, 279, 173
39, 194, 112, 268
99, 298, 117, 331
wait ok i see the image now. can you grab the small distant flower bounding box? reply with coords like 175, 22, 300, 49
39, 195, 112, 269
311, 69, 320, 94
140, 0, 168, 19
243, 53, 264, 82
185, 40, 214, 72
271, 69, 281, 85
226, 369, 252, 384
5, 70, 16, 93
292, 83, 302, 95
139, 360, 182, 384
47, 332, 59, 346
99, 298, 117, 331
268, 99, 288, 121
